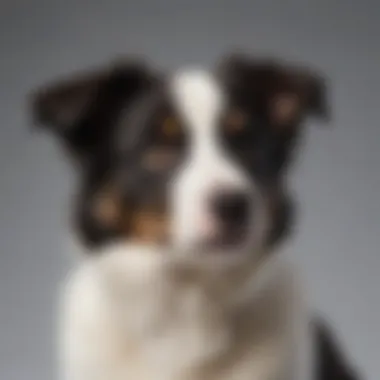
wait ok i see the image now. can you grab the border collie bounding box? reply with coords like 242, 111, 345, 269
30, 53, 360, 380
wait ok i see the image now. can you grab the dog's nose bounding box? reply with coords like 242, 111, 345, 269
211, 190, 251, 227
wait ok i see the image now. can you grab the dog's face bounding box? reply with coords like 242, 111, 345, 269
31, 54, 329, 257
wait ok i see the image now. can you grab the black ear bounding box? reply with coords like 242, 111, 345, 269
282, 64, 330, 122
218, 53, 330, 127
30, 59, 156, 164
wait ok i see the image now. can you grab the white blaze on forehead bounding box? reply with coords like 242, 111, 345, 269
168, 69, 258, 250
169, 69, 225, 135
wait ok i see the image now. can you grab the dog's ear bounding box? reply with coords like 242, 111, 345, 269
30, 60, 156, 165
218, 54, 330, 129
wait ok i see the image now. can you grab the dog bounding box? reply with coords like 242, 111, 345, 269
30, 53, 360, 380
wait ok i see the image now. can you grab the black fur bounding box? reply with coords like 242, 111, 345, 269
314, 319, 361, 380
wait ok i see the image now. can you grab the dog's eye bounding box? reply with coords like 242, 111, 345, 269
161, 116, 181, 138
224, 110, 249, 134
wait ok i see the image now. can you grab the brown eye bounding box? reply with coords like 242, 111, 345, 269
162, 116, 180, 137
224, 109, 248, 133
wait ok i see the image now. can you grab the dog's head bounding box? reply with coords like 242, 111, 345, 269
31, 54, 329, 259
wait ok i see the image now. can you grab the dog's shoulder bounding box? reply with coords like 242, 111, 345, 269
59, 260, 131, 379
59, 261, 108, 349
313, 319, 362, 380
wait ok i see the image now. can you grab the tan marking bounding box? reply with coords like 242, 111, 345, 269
92, 185, 123, 227
271, 93, 301, 126
130, 210, 168, 243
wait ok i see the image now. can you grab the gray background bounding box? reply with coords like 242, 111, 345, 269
1, 0, 379, 379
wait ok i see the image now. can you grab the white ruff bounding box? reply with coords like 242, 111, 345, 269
59, 241, 314, 380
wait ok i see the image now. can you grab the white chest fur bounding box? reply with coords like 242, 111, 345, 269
60, 247, 313, 380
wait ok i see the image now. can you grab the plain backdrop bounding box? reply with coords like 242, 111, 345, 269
1, 0, 379, 379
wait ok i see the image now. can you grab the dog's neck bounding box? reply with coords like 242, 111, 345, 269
89, 243, 287, 307
71, 242, 295, 328
67, 242, 299, 380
